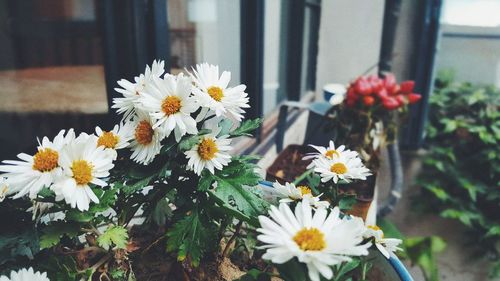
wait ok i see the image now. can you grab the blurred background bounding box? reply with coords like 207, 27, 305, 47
0, 1, 498, 280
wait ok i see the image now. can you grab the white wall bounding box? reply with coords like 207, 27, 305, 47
315, 0, 385, 98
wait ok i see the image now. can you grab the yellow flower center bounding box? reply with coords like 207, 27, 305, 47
293, 228, 326, 251
135, 121, 154, 145
368, 225, 384, 238
97, 131, 119, 149
161, 96, 182, 116
32, 148, 59, 172
325, 149, 339, 159
71, 160, 93, 185
207, 86, 224, 102
297, 185, 312, 196
330, 163, 347, 174
197, 138, 219, 160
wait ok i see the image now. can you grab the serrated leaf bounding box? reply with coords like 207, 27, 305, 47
40, 222, 80, 249
230, 118, 262, 137
149, 198, 173, 226
166, 210, 215, 266
202, 157, 267, 225
97, 225, 129, 251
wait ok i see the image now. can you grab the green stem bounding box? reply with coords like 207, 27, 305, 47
293, 169, 313, 185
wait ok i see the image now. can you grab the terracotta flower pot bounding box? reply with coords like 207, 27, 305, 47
266, 144, 313, 184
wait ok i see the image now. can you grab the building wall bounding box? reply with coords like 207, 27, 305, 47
435, 24, 500, 87
315, 0, 385, 98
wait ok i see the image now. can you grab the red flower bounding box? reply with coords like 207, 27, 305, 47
382, 97, 399, 110
399, 80, 415, 94
367, 75, 383, 92
408, 93, 422, 104
363, 96, 375, 106
354, 78, 372, 96
395, 94, 407, 106
375, 88, 388, 99
383, 74, 396, 90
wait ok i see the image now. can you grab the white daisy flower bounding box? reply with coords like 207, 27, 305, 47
112, 60, 165, 119
313, 155, 371, 184
303, 141, 359, 169
140, 73, 199, 141
0, 129, 75, 199
257, 200, 370, 281
128, 110, 164, 165
272, 181, 329, 209
185, 129, 232, 175
51, 133, 114, 211
95, 122, 134, 158
0, 176, 8, 202
190, 63, 249, 121
0, 267, 49, 281
364, 225, 403, 259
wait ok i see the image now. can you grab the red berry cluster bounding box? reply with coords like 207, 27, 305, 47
345, 74, 422, 110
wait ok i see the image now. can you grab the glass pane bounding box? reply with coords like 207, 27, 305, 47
0, 0, 107, 159
435, 0, 500, 87
168, 0, 241, 83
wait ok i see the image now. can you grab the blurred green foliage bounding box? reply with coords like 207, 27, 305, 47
417, 69, 500, 278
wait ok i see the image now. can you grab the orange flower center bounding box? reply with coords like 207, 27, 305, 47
325, 149, 339, 159
207, 86, 224, 102
197, 138, 219, 160
293, 228, 326, 251
97, 131, 119, 149
71, 160, 93, 185
330, 163, 347, 174
32, 148, 59, 172
297, 185, 312, 196
161, 96, 182, 116
368, 225, 384, 238
135, 121, 154, 145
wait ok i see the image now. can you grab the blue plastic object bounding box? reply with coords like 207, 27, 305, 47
389, 255, 414, 281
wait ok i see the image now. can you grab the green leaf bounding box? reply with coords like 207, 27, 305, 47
230, 118, 262, 137
178, 129, 211, 151
201, 157, 267, 225
0, 226, 40, 265
235, 269, 271, 281
333, 259, 360, 281
121, 175, 155, 195
218, 118, 234, 137
486, 225, 500, 237
97, 225, 129, 251
38, 255, 83, 281
166, 210, 216, 266
149, 198, 173, 226
40, 222, 80, 249
338, 194, 357, 211
275, 259, 308, 281
404, 236, 446, 281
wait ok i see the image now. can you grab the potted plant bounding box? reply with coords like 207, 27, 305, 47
0, 61, 412, 281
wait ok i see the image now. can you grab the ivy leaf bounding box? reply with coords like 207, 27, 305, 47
166, 210, 215, 267
40, 222, 80, 249
97, 225, 129, 251
230, 118, 262, 137
486, 225, 500, 237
